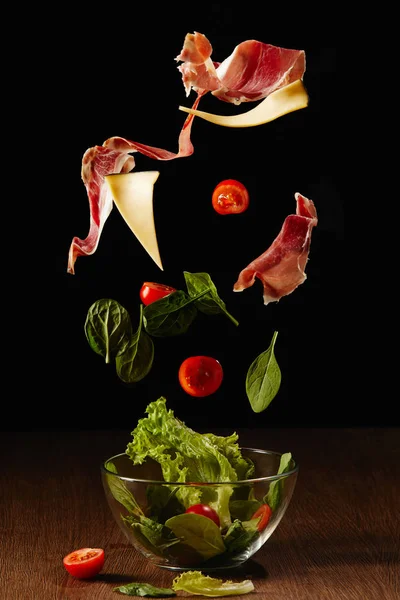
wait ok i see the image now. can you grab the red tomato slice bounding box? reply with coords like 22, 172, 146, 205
185, 503, 220, 527
139, 282, 176, 305
251, 504, 272, 531
63, 548, 105, 579
212, 179, 250, 215
178, 356, 223, 397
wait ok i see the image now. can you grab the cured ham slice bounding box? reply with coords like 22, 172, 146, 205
233, 193, 317, 305
67, 95, 203, 274
176, 32, 305, 105
68, 32, 307, 274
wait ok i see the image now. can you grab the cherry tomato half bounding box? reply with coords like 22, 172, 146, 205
139, 282, 176, 306
212, 179, 250, 215
251, 504, 272, 531
178, 356, 223, 397
63, 547, 105, 579
186, 504, 220, 527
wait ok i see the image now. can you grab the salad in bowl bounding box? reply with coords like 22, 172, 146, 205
101, 397, 298, 571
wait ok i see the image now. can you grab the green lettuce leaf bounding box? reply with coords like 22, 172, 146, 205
172, 571, 255, 596
125, 398, 251, 528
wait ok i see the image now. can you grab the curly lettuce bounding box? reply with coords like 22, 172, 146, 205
125, 397, 254, 528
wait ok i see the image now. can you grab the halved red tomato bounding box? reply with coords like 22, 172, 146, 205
185, 503, 220, 527
212, 179, 250, 215
63, 547, 105, 579
251, 504, 272, 531
139, 282, 176, 305
178, 356, 223, 397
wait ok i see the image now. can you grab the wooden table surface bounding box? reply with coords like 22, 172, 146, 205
1, 427, 399, 600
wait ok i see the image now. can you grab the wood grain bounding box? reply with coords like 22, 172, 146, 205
1, 428, 399, 599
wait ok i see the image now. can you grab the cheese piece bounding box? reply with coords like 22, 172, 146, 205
105, 171, 163, 270
178, 79, 308, 128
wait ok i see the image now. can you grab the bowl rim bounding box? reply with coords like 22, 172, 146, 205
101, 447, 299, 485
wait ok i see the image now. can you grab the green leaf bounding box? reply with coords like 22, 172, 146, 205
104, 461, 144, 516
123, 514, 181, 556
116, 305, 154, 383
246, 331, 281, 413
126, 398, 247, 528
223, 519, 259, 554
183, 271, 239, 326
172, 571, 255, 596
165, 513, 225, 561
143, 290, 198, 337
264, 452, 294, 511
84, 299, 132, 363
114, 582, 176, 596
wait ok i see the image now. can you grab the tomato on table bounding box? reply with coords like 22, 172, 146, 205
63, 548, 105, 579
178, 356, 223, 397
251, 504, 272, 531
186, 503, 220, 527
212, 179, 250, 215
139, 282, 176, 305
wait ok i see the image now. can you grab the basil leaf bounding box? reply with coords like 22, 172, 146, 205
165, 513, 225, 561
143, 290, 198, 337
116, 305, 154, 383
114, 582, 176, 597
264, 452, 294, 511
183, 271, 239, 326
246, 331, 281, 413
85, 299, 132, 364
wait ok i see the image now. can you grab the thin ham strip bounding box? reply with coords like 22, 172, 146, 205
67, 95, 203, 274
233, 193, 317, 305
69, 32, 306, 274
176, 32, 305, 105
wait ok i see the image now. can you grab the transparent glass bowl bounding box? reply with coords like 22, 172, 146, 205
101, 448, 298, 571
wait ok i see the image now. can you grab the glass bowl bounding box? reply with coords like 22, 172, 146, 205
101, 447, 298, 571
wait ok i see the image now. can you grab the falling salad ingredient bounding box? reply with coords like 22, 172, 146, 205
178, 356, 223, 397
106, 171, 163, 270
84, 272, 237, 384
234, 192, 318, 304
84, 274, 283, 406
211, 179, 250, 215
67, 32, 307, 274
246, 331, 281, 413
179, 79, 308, 128
140, 282, 177, 305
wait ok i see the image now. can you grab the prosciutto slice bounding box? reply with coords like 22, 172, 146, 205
67, 95, 203, 274
68, 32, 305, 274
176, 31, 305, 105
233, 193, 318, 304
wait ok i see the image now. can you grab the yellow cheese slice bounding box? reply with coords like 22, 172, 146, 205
178, 79, 308, 127
105, 171, 163, 270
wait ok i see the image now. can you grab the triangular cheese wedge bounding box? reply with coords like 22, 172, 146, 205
179, 79, 308, 128
105, 171, 163, 270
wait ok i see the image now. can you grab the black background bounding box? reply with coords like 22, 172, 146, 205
16, 5, 352, 432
